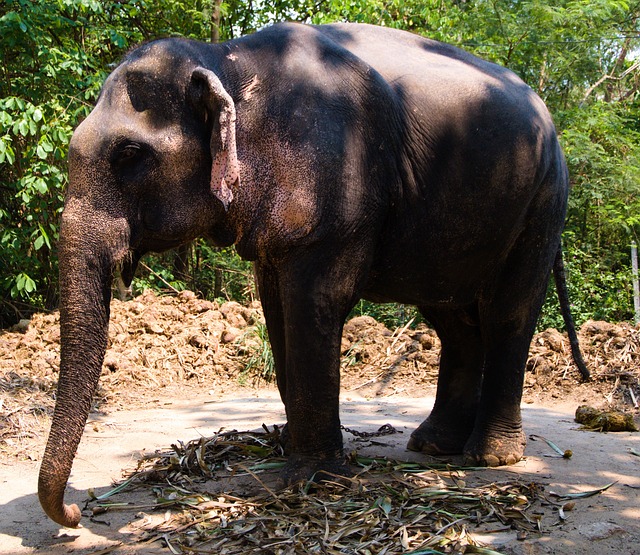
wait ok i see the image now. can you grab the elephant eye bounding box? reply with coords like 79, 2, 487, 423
117, 143, 141, 163
111, 141, 146, 169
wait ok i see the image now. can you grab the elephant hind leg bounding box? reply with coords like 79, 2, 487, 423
463, 213, 561, 467
408, 305, 484, 455
461, 322, 532, 467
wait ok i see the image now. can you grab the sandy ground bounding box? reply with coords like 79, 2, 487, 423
1, 389, 639, 555
2, 294, 639, 553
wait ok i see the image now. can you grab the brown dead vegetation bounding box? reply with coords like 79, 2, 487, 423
1, 289, 639, 458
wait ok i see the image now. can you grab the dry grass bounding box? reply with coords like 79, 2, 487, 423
86, 426, 568, 555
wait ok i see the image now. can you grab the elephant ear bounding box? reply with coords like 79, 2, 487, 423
190, 67, 238, 211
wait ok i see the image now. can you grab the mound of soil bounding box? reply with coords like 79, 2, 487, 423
1, 290, 639, 458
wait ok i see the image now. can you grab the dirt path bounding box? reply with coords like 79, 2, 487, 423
1, 291, 640, 554
1, 388, 639, 555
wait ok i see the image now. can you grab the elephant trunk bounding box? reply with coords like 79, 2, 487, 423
38, 198, 130, 527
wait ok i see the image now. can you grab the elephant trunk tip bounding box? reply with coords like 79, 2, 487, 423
38, 490, 82, 528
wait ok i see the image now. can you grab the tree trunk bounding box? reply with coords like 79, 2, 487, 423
211, 0, 222, 43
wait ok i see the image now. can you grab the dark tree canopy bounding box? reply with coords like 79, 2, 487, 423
1, 0, 639, 327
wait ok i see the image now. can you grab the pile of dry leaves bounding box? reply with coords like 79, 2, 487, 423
82, 426, 616, 555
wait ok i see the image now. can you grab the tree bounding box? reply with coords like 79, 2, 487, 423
0, 0, 211, 325
1, 0, 638, 327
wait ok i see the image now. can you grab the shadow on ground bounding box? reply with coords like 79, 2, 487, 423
1, 392, 639, 554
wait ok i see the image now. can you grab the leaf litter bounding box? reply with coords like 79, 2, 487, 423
83, 425, 614, 555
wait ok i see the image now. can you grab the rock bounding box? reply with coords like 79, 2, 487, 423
417, 333, 435, 350
220, 302, 248, 328
537, 328, 566, 352
103, 354, 119, 372
581, 320, 618, 337
526, 355, 551, 374
189, 334, 209, 349
144, 321, 164, 334
221, 327, 241, 344
178, 290, 197, 302
11, 319, 31, 333
578, 521, 627, 541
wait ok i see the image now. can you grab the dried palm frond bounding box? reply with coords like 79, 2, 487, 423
86, 426, 587, 555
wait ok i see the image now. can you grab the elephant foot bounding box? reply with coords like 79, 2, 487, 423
276, 452, 352, 489
462, 427, 526, 467
407, 418, 471, 455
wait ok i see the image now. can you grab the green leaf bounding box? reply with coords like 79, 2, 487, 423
33, 178, 49, 194
375, 495, 393, 517
550, 482, 617, 500
24, 275, 36, 293
14, 273, 36, 295
16, 120, 29, 136
0, 141, 15, 165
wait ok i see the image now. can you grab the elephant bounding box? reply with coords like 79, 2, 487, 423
38, 22, 589, 528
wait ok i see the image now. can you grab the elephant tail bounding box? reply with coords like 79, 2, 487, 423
552, 247, 591, 380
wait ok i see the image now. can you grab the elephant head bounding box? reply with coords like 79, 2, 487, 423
38, 40, 240, 527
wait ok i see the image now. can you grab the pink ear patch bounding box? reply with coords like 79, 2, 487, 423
211, 156, 235, 210
210, 105, 238, 211
192, 67, 240, 212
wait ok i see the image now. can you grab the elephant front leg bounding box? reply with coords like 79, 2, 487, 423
278, 305, 351, 485
279, 318, 349, 485
259, 257, 358, 486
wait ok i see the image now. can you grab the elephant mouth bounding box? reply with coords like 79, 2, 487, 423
119, 250, 142, 287
119, 236, 195, 287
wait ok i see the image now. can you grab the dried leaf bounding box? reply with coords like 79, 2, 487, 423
79, 427, 577, 554
529, 434, 571, 458
550, 482, 616, 500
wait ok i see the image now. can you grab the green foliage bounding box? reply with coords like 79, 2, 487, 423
129, 264, 188, 296
349, 301, 423, 329
539, 242, 635, 331
0, 0, 100, 324
551, 100, 640, 328
239, 321, 275, 383
219, 0, 320, 38
1, 0, 639, 329
190, 242, 255, 303
0, 0, 215, 325
131, 242, 255, 304
561, 102, 640, 244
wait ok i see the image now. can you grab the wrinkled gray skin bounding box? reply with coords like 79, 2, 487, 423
39, 23, 583, 527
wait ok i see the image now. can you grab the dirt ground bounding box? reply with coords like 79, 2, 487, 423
1, 289, 639, 554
